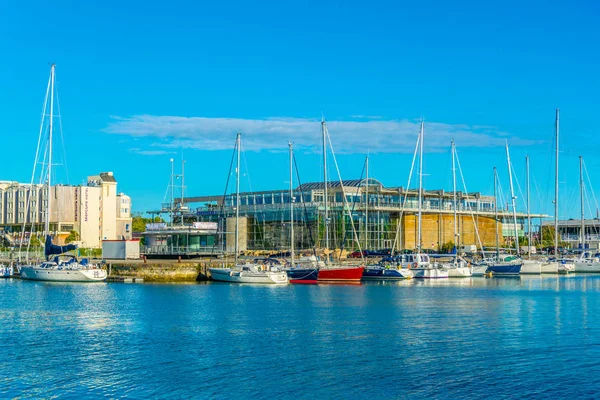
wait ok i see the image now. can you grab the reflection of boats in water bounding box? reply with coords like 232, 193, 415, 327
414, 277, 474, 287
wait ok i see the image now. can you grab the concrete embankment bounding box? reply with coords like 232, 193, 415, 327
106, 259, 235, 282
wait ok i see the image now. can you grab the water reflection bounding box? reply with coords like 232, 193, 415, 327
2, 275, 600, 398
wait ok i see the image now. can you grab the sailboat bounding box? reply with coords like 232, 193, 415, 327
541, 109, 575, 273
20, 64, 107, 283
209, 133, 289, 284
410, 121, 448, 279
316, 118, 364, 282
571, 154, 600, 272
0, 263, 13, 278
362, 154, 414, 280
520, 155, 542, 274
285, 142, 320, 283
485, 147, 522, 276
446, 140, 472, 277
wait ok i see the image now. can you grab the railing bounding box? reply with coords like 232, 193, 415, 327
561, 234, 600, 242
0, 249, 45, 262
233, 201, 509, 215
141, 245, 223, 255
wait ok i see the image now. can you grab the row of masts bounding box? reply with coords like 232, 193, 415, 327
227, 109, 588, 263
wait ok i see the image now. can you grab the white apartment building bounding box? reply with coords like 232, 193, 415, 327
0, 172, 132, 248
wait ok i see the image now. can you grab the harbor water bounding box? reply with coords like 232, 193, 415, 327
2, 276, 600, 398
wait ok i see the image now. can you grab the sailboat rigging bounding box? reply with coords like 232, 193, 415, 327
20, 64, 107, 282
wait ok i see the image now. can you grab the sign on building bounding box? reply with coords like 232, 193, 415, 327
146, 222, 167, 231
193, 222, 218, 231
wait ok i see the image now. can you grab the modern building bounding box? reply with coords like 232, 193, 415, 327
542, 219, 600, 250
0, 172, 132, 248
156, 178, 545, 255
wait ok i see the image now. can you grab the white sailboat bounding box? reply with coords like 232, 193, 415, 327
572, 154, 600, 272
20, 64, 107, 283
543, 109, 575, 273
446, 140, 472, 277
0, 264, 13, 278
411, 121, 448, 279
209, 133, 288, 284
520, 156, 542, 274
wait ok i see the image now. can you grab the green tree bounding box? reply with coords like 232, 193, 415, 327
65, 230, 80, 244
440, 241, 455, 254
518, 236, 530, 246
29, 235, 42, 247
132, 213, 164, 233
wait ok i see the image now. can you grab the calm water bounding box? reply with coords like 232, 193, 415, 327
2, 276, 600, 399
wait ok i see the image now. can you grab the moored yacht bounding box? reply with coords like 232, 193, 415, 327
19, 65, 107, 283
486, 255, 522, 276
520, 259, 542, 274
315, 119, 365, 283
571, 253, 600, 273
208, 133, 289, 285
446, 259, 473, 278
20, 253, 106, 282
210, 263, 288, 284
362, 257, 413, 280
408, 253, 449, 279
286, 256, 322, 284
0, 264, 14, 278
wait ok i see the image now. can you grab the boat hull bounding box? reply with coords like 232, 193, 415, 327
521, 261, 542, 274
471, 265, 488, 276
486, 263, 522, 276
286, 268, 319, 284
318, 266, 364, 282
447, 266, 473, 277
0, 265, 13, 278
362, 266, 413, 280
209, 268, 288, 284
413, 268, 449, 279
572, 261, 600, 273
20, 266, 107, 282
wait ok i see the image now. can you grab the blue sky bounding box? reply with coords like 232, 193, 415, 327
1, 0, 600, 219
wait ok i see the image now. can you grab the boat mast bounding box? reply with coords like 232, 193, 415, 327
45, 64, 55, 236
555, 109, 560, 256
452, 139, 457, 266
289, 141, 294, 267
494, 167, 499, 259
526, 155, 531, 259
181, 158, 185, 217
170, 158, 174, 227
505, 142, 519, 255
417, 121, 424, 253
365, 154, 369, 251
322, 117, 329, 260
235, 132, 241, 265
580, 155, 585, 250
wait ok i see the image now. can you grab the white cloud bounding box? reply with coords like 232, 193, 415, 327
128, 147, 177, 156
106, 115, 539, 153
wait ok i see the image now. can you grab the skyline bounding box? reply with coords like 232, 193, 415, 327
2, 0, 600, 219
